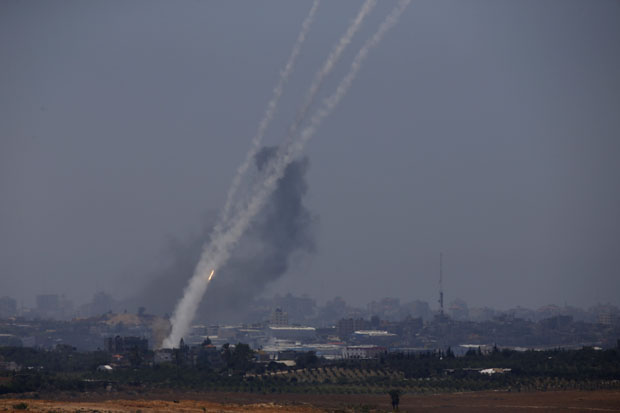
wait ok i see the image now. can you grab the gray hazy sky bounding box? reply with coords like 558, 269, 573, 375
1, 0, 619, 310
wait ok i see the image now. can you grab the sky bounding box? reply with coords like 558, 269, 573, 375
1, 0, 619, 311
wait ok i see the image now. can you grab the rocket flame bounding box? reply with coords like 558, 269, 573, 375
208, 269, 215, 281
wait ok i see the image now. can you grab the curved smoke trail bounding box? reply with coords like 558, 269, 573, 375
216, 0, 321, 232
243, 0, 413, 236
284, 0, 377, 143
219, 0, 376, 233
163, 0, 410, 348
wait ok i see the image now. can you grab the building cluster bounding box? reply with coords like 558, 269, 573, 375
1, 294, 619, 367
0, 310, 167, 351
0, 292, 118, 321
156, 306, 620, 366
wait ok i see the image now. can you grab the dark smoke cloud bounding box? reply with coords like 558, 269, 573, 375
128, 146, 316, 321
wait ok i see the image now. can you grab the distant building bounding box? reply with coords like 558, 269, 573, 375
0, 296, 17, 318
597, 309, 617, 326
541, 315, 573, 330
271, 308, 288, 326
268, 326, 316, 341
337, 318, 368, 340
480, 368, 512, 375
91, 292, 114, 316
35, 294, 73, 319
190, 325, 207, 335
154, 348, 174, 364
218, 326, 241, 340
449, 299, 469, 320
343, 345, 386, 359
36, 294, 59, 314
0, 334, 21, 347
196, 342, 225, 368
0, 361, 21, 371
368, 297, 402, 320
351, 330, 397, 345
104, 336, 148, 353
315, 326, 337, 341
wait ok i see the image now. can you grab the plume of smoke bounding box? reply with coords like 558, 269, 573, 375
122, 217, 215, 317
162, 150, 316, 348
219, 0, 375, 231
244, 0, 414, 234
129, 150, 314, 327
163, 0, 410, 348
198, 148, 315, 322
217, 0, 321, 230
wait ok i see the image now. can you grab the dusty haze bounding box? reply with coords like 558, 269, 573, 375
1, 0, 619, 311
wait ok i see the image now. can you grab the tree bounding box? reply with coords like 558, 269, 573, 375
229, 343, 255, 373
295, 351, 318, 369
128, 345, 143, 367
221, 343, 255, 374
445, 347, 455, 358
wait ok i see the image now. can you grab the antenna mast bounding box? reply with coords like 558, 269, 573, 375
439, 252, 444, 316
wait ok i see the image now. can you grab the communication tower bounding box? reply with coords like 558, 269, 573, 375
438, 252, 444, 316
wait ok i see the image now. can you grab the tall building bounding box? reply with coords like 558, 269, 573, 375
36, 294, 59, 316
337, 318, 368, 340
270, 308, 288, 326
597, 308, 617, 326
35, 294, 73, 319
91, 291, 114, 315
0, 296, 17, 318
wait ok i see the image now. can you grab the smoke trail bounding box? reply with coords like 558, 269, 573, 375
128, 149, 314, 326
198, 148, 315, 323
247, 0, 413, 226
163, 0, 410, 348
281, 0, 413, 164
285, 0, 377, 145
219, 0, 375, 232
163, 1, 376, 348
217, 0, 321, 231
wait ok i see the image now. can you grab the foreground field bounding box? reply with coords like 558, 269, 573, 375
2, 390, 620, 412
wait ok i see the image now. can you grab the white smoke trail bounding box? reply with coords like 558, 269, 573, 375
216, 0, 321, 232
163, 0, 372, 349
285, 0, 377, 139
162, 0, 410, 348
251, 0, 413, 220
219, 0, 376, 232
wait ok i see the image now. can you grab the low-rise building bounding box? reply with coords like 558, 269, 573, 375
154, 348, 174, 364
337, 318, 368, 340
268, 326, 316, 341
351, 330, 398, 345
104, 336, 148, 353
342, 345, 387, 359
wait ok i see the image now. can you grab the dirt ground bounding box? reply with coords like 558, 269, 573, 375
2, 390, 620, 412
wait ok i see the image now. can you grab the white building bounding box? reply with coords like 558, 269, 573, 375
342, 345, 387, 359
268, 326, 316, 341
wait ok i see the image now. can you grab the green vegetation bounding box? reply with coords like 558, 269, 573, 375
0, 346, 619, 396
